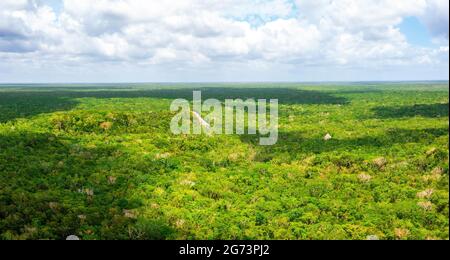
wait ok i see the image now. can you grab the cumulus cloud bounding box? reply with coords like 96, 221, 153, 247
421, 0, 449, 42
0, 0, 448, 82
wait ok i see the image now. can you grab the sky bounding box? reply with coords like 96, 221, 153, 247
0, 0, 448, 83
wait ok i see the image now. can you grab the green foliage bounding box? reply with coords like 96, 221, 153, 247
0, 83, 448, 240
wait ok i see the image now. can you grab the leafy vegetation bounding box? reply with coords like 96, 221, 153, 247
0, 83, 448, 240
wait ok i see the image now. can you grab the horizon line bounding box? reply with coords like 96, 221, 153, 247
0, 80, 449, 85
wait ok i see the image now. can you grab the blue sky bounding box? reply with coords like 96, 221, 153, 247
400, 17, 434, 47
0, 0, 448, 83
46, 0, 63, 12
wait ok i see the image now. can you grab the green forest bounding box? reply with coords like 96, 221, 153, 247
0, 83, 448, 240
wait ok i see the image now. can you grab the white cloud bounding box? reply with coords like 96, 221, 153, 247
0, 0, 448, 82
421, 0, 449, 43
